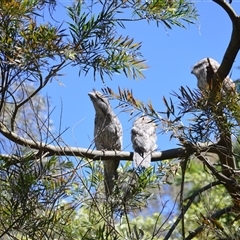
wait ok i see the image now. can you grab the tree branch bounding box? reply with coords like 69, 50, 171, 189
197, 148, 240, 211
0, 120, 184, 160
213, 0, 237, 22
185, 206, 233, 240
0, 121, 231, 162
213, 0, 240, 82
164, 181, 223, 240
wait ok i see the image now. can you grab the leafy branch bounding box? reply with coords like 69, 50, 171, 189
132, 0, 198, 29
67, 1, 148, 80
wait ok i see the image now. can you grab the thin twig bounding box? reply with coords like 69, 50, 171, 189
164, 181, 222, 240
185, 206, 232, 240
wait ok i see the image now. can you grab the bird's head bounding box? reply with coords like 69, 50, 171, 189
88, 90, 111, 115
191, 58, 220, 91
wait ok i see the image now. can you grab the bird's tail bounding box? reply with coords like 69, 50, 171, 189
133, 151, 151, 168
103, 160, 119, 197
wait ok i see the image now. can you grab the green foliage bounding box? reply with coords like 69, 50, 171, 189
52, 162, 166, 240
0, 0, 68, 147
173, 158, 240, 239
67, 1, 147, 80
102, 87, 161, 119
0, 0, 200, 239
107, 72, 240, 238
66, 0, 197, 80
133, 0, 198, 29
0, 0, 67, 73
0, 153, 76, 239
233, 137, 240, 168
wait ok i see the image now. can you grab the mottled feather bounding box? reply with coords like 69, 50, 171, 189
131, 116, 157, 168
88, 90, 123, 197
191, 58, 237, 169
191, 58, 235, 93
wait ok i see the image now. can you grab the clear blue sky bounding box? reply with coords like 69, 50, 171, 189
44, 2, 240, 156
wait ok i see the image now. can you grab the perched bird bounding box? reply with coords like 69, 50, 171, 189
131, 116, 157, 168
191, 58, 237, 170
191, 58, 236, 94
88, 90, 123, 197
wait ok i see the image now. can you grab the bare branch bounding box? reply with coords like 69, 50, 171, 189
10, 61, 67, 132
0, 120, 237, 164
213, 0, 237, 22
213, 0, 240, 84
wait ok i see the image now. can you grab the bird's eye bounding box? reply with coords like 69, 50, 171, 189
96, 94, 106, 103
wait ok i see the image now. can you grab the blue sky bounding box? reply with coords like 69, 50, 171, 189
43, 2, 240, 157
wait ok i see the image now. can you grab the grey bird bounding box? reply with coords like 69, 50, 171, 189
191, 58, 237, 169
191, 58, 240, 124
131, 116, 157, 168
191, 58, 236, 94
88, 90, 123, 197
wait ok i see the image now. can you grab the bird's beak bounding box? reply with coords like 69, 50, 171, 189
88, 92, 95, 100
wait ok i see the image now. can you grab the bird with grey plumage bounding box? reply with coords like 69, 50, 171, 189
191, 58, 238, 170
131, 116, 157, 168
191, 58, 240, 125
88, 90, 123, 197
191, 58, 236, 94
